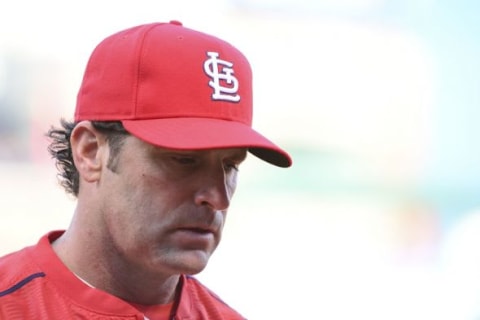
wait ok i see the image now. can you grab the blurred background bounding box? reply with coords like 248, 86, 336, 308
1, 0, 480, 319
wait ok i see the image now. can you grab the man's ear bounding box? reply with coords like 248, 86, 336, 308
70, 121, 107, 183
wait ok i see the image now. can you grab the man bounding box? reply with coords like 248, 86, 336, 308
0, 21, 291, 319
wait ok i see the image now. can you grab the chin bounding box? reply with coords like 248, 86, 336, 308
162, 250, 212, 275
181, 251, 211, 275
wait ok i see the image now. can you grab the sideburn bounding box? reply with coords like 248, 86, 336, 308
106, 134, 127, 173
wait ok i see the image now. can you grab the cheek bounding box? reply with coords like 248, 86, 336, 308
120, 173, 186, 228
103, 173, 160, 230
103, 186, 167, 255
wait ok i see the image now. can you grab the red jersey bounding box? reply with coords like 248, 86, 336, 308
0, 231, 245, 320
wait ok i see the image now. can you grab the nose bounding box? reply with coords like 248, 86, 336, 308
194, 167, 232, 211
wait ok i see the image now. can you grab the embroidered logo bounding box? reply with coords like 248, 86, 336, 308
203, 51, 240, 102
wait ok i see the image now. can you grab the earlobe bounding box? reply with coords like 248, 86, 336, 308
71, 121, 105, 183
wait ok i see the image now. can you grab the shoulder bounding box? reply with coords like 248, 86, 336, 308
178, 275, 246, 320
0, 246, 39, 287
0, 245, 45, 298
0, 232, 66, 301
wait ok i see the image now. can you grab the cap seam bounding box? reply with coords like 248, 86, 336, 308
134, 23, 163, 118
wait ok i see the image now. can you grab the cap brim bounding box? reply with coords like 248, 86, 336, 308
122, 118, 292, 168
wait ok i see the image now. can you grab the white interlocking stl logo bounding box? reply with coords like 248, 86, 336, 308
203, 51, 240, 102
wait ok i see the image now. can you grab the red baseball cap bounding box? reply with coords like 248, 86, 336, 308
75, 21, 292, 167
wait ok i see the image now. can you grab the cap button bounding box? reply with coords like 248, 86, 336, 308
169, 20, 183, 26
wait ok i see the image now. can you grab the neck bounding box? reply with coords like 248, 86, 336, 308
52, 211, 180, 305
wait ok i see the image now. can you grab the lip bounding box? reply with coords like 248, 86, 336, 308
175, 227, 215, 237
184, 227, 213, 233
176, 223, 217, 234
174, 223, 217, 235
172, 228, 216, 247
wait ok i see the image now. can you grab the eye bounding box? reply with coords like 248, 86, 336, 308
224, 162, 240, 172
172, 156, 196, 165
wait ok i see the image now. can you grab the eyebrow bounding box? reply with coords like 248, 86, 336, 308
144, 144, 248, 159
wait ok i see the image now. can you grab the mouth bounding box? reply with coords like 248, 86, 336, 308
187, 227, 212, 233
175, 221, 217, 233
178, 226, 215, 235
174, 223, 218, 236
171, 227, 216, 248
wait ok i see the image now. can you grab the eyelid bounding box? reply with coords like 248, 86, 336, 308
171, 155, 196, 164
168, 151, 246, 168
224, 159, 242, 172
226, 163, 238, 171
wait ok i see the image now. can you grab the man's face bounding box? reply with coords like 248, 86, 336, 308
97, 135, 247, 276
